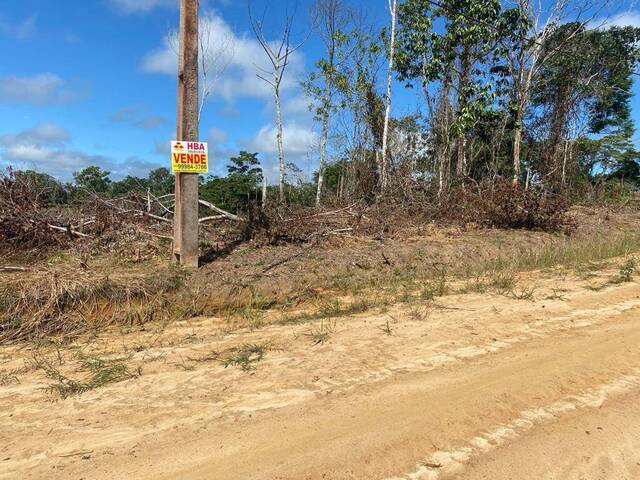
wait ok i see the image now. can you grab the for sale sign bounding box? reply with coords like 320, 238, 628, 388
171, 141, 209, 174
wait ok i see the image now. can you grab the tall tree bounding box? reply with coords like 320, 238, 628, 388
380, 0, 398, 190
396, 0, 505, 191
531, 24, 640, 186
332, 20, 384, 198
304, 0, 352, 206
497, 0, 605, 184
250, 3, 308, 203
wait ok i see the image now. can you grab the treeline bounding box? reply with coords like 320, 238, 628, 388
300, 0, 640, 204
10, 0, 640, 214
10, 151, 318, 215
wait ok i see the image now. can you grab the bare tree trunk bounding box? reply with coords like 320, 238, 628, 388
455, 45, 471, 180
456, 136, 467, 179
437, 146, 447, 197
262, 174, 267, 208
435, 75, 452, 197
512, 108, 523, 185
313, 0, 350, 206
316, 70, 333, 206
274, 88, 285, 202
561, 139, 569, 186
380, 0, 398, 191
509, 0, 582, 185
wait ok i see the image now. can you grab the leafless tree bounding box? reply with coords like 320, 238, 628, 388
380, 0, 398, 190
249, 2, 309, 203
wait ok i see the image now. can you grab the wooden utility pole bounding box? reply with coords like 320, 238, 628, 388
174, 0, 200, 268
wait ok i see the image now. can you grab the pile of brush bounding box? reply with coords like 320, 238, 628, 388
0, 268, 185, 343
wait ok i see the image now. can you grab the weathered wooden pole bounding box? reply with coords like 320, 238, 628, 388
174, 0, 200, 268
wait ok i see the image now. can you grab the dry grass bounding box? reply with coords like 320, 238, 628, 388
3, 220, 640, 345
0, 261, 185, 343
0, 368, 21, 386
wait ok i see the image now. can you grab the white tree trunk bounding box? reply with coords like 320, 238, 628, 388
274, 86, 285, 202
380, 0, 398, 190
262, 174, 268, 208
512, 107, 524, 184
316, 74, 332, 206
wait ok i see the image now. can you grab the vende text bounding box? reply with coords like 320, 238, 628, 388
173, 153, 208, 165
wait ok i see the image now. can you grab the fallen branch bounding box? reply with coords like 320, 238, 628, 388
199, 215, 226, 223
149, 196, 244, 222
198, 200, 245, 222
308, 201, 361, 218
381, 249, 393, 266
48, 224, 91, 238
72, 219, 96, 229
0, 266, 28, 272
149, 192, 174, 215
327, 228, 353, 235
144, 212, 173, 224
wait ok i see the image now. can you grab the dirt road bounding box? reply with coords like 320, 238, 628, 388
1, 266, 640, 479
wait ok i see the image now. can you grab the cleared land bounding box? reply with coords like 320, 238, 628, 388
1, 209, 640, 479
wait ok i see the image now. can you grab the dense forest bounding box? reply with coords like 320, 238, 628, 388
5, 0, 640, 216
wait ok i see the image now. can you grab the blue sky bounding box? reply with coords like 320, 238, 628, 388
0, 0, 639, 182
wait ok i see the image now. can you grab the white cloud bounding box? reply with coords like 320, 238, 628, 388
249, 122, 317, 155
109, 0, 176, 14
141, 10, 316, 179
141, 11, 306, 103
0, 74, 86, 105
0, 122, 71, 147
283, 94, 313, 116
0, 123, 155, 180
4, 144, 52, 162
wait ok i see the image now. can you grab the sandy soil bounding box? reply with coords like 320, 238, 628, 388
1, 262, 639, 479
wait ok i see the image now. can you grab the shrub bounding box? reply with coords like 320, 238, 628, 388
0, 169, 69, 252
479, 182, 574, 232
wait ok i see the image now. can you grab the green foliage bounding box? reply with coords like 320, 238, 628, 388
73, 165, 111, 193
222, 342, 274, 371
396, 0, 507, 135
29, 352, 138, 399
14, 170, 68, 205
618, 259, 637, 282
531, 24, 640, 186
200, 151, 263, 213
148, 167, 174, 196
111, 175, 148, 196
